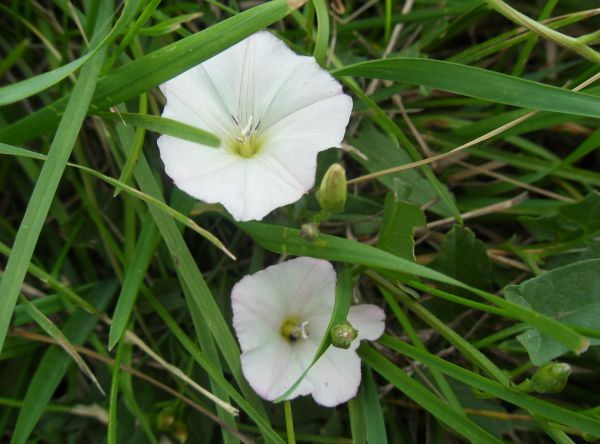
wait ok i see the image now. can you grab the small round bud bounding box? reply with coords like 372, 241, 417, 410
171, 420, 188, 443
156, 407, 176, 431
300, 223, 320, 240
317, 163, 347, 214
531, 362, 571, 394
331, 321, 358, 349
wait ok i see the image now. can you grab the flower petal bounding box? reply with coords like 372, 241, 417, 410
259, 93, 352, 192
158, 31, 353, 221
241, 337, 314, 401
348, 304, 386, 345
306, 346, 362, 407
232, 257, 335, 351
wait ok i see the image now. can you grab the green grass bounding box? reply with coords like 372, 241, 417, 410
1, 1, 600, 443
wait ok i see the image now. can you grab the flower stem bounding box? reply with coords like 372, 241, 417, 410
284, 400, 296, 444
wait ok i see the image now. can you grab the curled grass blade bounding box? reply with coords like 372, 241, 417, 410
311, 0, 329, 66
17, 295, 105, 396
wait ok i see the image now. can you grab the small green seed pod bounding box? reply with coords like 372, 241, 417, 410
331, 321, 358, 349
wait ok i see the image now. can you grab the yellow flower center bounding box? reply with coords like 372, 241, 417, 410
229, 114, 264, 158
280, 316, 309, 343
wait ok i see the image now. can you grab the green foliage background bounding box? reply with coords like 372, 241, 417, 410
1, 0, 600, 443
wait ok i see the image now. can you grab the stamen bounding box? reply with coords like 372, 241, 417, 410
299, 321, 309, 339
241, 115, 253, 138
231, 114, 240, 126
280, 317, 310, 342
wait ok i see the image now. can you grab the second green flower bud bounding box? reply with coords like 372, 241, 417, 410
317, 163, 347, 215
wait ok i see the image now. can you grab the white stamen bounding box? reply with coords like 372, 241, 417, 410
241, 115, 253, 138
300, 321, 309, 339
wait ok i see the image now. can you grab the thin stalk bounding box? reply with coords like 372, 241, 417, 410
284, 400, 296, 444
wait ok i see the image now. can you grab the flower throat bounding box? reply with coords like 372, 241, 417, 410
230, 114, 263, 158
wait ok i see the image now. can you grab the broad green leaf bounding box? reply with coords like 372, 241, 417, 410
10, 281, 116, 444
359, 344, 504, 444
521, 192, 600, 242
431, 225, 492, 291
0, 0, 306, 145
333, 58, 600, 118
349, 124, 451, 216
97, 111, 220, 147
239, 221, 589, 355
0, 2, 111, 354
377, 192, 426, 261
504, 259, 600, 365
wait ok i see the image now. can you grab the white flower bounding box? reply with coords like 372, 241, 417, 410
231, 257, 385, 407
157, 31, 353, 221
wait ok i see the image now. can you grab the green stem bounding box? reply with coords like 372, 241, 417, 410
284, 400, 296, 444
486, 0, 600, 64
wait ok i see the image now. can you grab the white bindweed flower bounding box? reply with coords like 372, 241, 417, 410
231, 257, 385, 407
157, 31, 353, 221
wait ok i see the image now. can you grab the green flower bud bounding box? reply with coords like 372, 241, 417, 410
171, 420, 188, 443
156, 407, 176, 431
317, 163, 347, 214
331, 321, 358, 349
531, 362, 571, 394
300, 222, 320, 241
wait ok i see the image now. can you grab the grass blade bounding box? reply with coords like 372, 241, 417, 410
360, 344, 504, 444
239, 222, 589, 356
10, 281, 116, 444
18, 295, 105, 396
0, 0, 307, 145
334, 58, 600, 118
97, 111, 220, 147
0, 4, 110, 353
378, 336, 600, 437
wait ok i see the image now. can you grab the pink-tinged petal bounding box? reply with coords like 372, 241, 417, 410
241, 337, 315, 401
231, 258, 335, 351
306, 346, 362, 407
